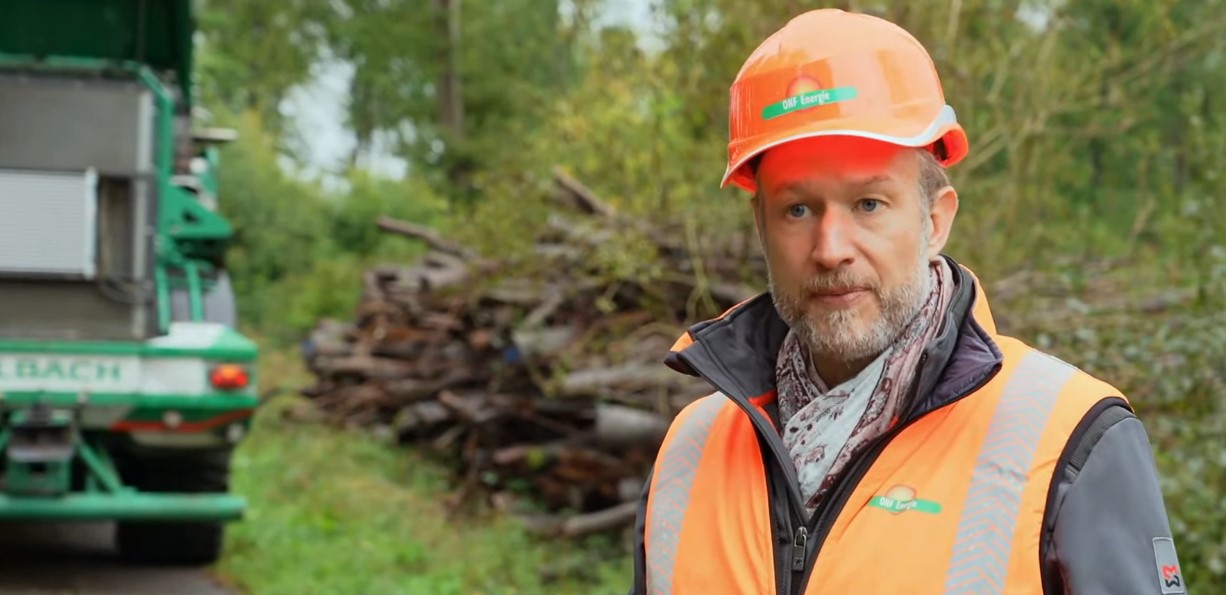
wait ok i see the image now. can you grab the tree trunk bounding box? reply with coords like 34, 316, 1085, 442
435, 0, 464, 142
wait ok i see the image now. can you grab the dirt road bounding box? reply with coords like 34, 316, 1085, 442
0, 522, 239, 595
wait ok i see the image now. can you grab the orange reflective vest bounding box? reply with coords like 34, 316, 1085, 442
640, 269, 1127, 594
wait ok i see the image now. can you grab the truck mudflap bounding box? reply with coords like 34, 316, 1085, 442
0, 402, 245, 521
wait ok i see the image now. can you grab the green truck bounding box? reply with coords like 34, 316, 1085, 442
0, 0, 257, 565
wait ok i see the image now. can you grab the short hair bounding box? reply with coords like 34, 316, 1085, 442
916, 148, 950, 216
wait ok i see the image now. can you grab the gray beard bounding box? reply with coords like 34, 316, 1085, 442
770, 245, 933, 366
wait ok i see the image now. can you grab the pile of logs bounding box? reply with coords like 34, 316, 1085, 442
299, 168, 763, 537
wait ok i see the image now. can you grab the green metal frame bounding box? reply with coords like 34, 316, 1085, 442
0, 427, 245, 521
1, 393, 259, 412
0, 332, 257, 360
0, 494, 244, 522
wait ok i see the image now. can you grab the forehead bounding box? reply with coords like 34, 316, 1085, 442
756, 136, 918, 196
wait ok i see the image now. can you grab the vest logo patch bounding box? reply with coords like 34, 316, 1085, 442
868, 484, 942, 515
1153, 537, 1185, 593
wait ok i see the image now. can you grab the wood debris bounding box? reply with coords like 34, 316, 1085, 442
299, 168, 763, 537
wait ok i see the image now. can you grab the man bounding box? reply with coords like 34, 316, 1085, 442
628, 8, 1184, 595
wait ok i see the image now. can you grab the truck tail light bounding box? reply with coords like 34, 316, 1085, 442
210, 364, 250, 390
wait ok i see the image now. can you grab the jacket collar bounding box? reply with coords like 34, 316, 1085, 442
665, 255, 1004, 420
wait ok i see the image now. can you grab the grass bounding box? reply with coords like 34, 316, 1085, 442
216, 347, 633, 595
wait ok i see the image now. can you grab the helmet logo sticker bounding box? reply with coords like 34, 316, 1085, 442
762, 75, 858, 121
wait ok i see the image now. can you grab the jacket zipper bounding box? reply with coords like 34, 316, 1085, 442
732, 391, 810, 595
767, 443, 805, 595
679, 347, 1000, 595
678, 348, 811, 595
792, 421, 905, 593
788, 353, 933, 593
677, 354, 889, 595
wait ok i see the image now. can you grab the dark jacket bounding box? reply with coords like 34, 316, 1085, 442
629, 255, 1185, 594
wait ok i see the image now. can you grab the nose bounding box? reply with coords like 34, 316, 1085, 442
809, 209, 856, 270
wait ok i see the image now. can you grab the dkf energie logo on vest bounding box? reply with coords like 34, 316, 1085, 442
868, 484, 943, 515
761, 75, 858, 121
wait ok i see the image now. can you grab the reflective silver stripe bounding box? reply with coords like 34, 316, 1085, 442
645, 394, 727, 595
944, 351, 1078, 594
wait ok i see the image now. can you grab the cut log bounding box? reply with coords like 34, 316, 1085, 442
594, 403, 671, 450
382, 368, 477, 407
316, 355, 418, 379
559, 363, 692, 398
393, 401, 453, 437
523, 500, 640, 538
510, 326, 579, 361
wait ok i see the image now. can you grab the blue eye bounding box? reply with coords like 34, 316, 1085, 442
859, 199, 880, 212
788, 204, 809, 218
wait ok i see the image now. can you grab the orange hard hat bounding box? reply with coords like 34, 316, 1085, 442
722, 9, 969, 192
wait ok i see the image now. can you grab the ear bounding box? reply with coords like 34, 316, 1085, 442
925, 185, 959, 259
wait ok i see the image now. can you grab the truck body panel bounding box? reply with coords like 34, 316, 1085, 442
0, 0, 256, 564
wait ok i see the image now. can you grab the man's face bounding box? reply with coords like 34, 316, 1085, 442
752, 136, 951, 365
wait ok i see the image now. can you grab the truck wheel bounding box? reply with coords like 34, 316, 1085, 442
115, 518, 224, 566
114, 450, 231, 566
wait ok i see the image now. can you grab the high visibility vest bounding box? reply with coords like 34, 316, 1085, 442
642, 335, 1123, 594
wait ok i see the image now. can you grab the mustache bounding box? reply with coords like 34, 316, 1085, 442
800, 271, 878, 294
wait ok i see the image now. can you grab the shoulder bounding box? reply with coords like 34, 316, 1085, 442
1036, 346, 1137, 445
1055, 396, 1139, 479
1021, 342, 1163, 517
672, 391, 734, 424
994, 338, 1143, 479
657, 392, 739, 444
994, 336, 1131, 414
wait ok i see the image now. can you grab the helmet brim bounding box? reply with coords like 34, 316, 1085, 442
722, 105, 968, 192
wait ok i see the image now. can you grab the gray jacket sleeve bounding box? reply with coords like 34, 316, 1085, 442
1044, 404, 1187, 594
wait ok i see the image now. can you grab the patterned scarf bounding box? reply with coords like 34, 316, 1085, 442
775, 258, 955, 518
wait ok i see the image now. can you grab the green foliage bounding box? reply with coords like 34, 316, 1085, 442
210, 109, 449, 346
213, 111, 331, 293
196, 0, 335, 137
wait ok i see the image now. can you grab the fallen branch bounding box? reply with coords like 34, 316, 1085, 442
551, 166, 617, 219
523, 500, 641, 539
376, 216, 476, 260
